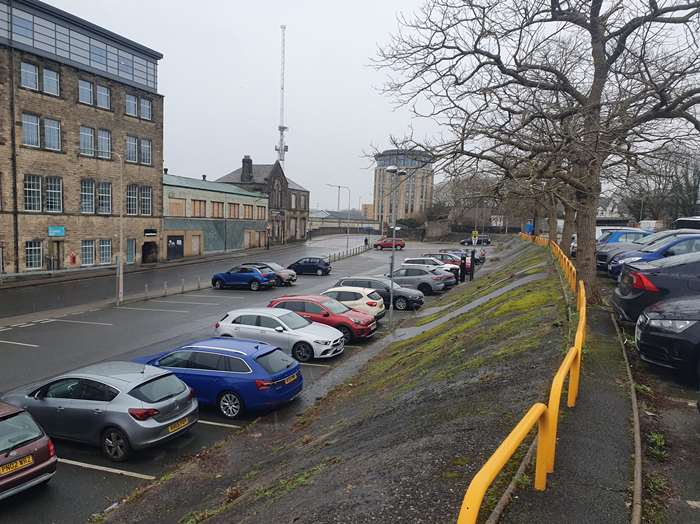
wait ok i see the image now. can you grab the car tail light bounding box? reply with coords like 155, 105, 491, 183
47, 438, 56, 458
366, 301, 377, 307
128, 408, 160, 421
188, 387, 196, 400
256, 379, 273, 390
432, 276, 441, 281
631, 272, 659, 292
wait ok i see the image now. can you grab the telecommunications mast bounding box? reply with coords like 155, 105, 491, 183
275, 25, 288, 164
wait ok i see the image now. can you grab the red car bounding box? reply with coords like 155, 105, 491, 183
373, 237, 405, 250
268, 295, 376, 342
0, 402, 57, 501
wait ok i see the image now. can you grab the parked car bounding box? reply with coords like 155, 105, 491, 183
607, 235, 700, 279
402, 257, 460, 279
240, 262, 297, 286
597, 228, 649, 248
612, 252, 700, 322
212, 265, 276, 291
321, 287, 386, 319
0, 402, 57, 501
596, 229, 700, 271
373, 237, 405, 250
635, 297, 700, 380
214, 307, 344, 362
1, 362, 198, 462
571, 227, 638, 257
287, 257, 332, 276
423, 252, 471, 268
134, 338, 303, 419
460, 235, 491, 246
333, 276, 424, 311
387, 267, 446, 295
268, 295, 376, 342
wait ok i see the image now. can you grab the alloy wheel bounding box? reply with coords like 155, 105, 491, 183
293, 342, 313, 362
219, 392, 242, 418
103, 429, 129, 461
250, 281, 260, 291
316, 269, 323, 276
394, 297, 408, 310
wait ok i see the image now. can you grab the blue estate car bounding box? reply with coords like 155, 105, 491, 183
134, 338, 303, 419
608, 234, 700, 279
597, 229, 649, 248
287, 257, 332, 276
211, 265, 276, 291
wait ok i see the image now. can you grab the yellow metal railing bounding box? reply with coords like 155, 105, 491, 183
457, 234, 586, 523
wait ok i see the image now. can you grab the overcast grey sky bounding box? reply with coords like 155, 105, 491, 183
52, 0, 434, 209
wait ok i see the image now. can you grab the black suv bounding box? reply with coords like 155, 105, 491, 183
333, 276, 424, 311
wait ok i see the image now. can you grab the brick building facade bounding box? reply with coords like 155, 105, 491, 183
0, 0, 163, 274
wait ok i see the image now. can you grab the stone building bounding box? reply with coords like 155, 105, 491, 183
0, 0, 163, 274
372, 149, 434, 229
216, 156, 309, 244
162, 173, 269, 259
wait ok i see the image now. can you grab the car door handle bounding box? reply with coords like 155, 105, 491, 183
93, 409, 103, 415
56, 406, 65, 411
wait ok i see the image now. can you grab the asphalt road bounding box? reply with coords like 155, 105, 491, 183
0, 234, 370, 320
0, 236, 463, 524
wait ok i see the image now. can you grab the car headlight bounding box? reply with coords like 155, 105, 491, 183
314, 340, 331, 345
352, 319, 361, 325
619, 256, 641, 265
647, 319, 697, 333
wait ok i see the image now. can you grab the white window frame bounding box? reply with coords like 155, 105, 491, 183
78, 79, 93, 104
21, 113, 40, 147
125, 94, 137, 116
25, 240, 43, 270
43, 118, 61, 151
23, 175, 42, 212
126, 238, 136, 264
45, 176, 62, 213
79, 126, 95, 156
20, 62, 38, 90
96, 85, 111, 109
126, 135, 138, 162
43, 68, 60, 96
140, 97, 152, 120
97, 129, 111, 159
126, 184, 139, 215
97, 181, 112, 214
80, 179, 95, 214
139, 186, 152, 216
80, 240, 95, 266
99, 239, 112, 265
140, 138, 152, 165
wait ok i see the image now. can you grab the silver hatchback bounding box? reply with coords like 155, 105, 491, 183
1, 361, 198, 462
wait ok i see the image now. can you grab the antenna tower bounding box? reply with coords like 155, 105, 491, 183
275, 25, 288, 164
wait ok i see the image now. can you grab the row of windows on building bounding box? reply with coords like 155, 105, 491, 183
21, 112, 153, 165
20, 62, 153, 119
22, 174, 152, 216
168, 198, 266, 220
24, 238, 139, 270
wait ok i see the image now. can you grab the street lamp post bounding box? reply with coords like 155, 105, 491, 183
326, 183, 351, 251
111, 151, 126, 305
385, 166, 408, 326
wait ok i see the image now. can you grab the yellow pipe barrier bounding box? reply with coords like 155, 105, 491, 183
457, 233, 587, 524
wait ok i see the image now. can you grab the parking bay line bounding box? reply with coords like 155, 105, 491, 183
199, 420, 242, 429
300, 362, 331, 368
45, 319, 114, 326
58, 458, 156, 481
150, 300, 220, 306
0, 340, 38, 348
115, 306, 189, 313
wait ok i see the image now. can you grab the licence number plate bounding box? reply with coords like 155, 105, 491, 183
0, 455, 33, 477
285, 373, 297, 385
168, 417, 188, 433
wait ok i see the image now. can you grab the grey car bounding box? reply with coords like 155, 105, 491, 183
1, 361, 198, 462
333, 276, 424, 310
386, 267, 446, 295
241, 262, 297, 286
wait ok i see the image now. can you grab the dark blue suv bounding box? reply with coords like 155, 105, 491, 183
212, 265, 276, 291
287, 257, 331, 276
608, 235, 700, 278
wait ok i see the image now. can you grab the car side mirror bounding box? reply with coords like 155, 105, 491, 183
275, 326, 284, 333
34, 388, 46, 400
323, 311, 330, 317
664, 250, 674, 257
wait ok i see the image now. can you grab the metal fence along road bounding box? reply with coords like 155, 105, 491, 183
457, 234, 587, 523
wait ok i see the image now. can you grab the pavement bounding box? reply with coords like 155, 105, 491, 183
0, 235, 476, 524
502, 308, 633, 523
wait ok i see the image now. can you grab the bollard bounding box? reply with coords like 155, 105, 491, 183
197, 275, 201, 290
181, 278, 185, 293
163, 281, 168, 297
144, 283, 149, 300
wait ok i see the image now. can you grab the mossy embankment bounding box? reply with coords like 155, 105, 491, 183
103, 243, 567, 524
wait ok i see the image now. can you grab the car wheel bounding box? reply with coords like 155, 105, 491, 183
292, 342, 314, 363
102, 427, 131, 462
338, 325, 352, 343
316, 269, 323, 276
275, 276, 283, 287
418, 283, 432, 295
394, 296, 408, 310
218, 391, 243, 419
379, 246, 383, 250
399, 246, 404, 250
249, 280, 260, 291
213, 279, 224, 290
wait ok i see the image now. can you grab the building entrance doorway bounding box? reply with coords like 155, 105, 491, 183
142, 241, 158, 263
47, 240, 64, 270
167, 236, 184, 260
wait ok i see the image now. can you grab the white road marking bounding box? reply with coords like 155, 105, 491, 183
10, 323, 26, 327
58, 458, 156, 480
46, 319, 114, 326
0, 327, 11, 332
182, 294, 231, 299
198, 420, 242, 429
151, 300, 220, 306
0, 340, 38, 348
300, 362, 331, 368
115, 306, 189, 313
16, 324, 34, 328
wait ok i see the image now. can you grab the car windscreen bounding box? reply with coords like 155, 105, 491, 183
129, 373, 186, 403
0, 411, 43, 454
323, 299, 349, 314
256, 349, 296, 374
646, 251, 700, 268
640, 238, 678, 253
279, 311, 310, 329
266, 262, 284, 271
597, 232, 612, 243
634, 231, 669, 245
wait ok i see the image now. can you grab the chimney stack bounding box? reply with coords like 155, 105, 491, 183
163, 167, 168, 174
242, 155, 253, 182
202, 174, 207, 181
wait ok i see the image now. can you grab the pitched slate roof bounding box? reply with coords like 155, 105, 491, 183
163, 174, 266, 199
216, 162, 309, 193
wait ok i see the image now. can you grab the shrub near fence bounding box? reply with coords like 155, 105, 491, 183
456, 234, 587, 523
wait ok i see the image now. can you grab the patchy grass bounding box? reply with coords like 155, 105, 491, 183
646, 431, 669, 462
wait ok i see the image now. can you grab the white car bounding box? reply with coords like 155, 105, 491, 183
402, 257, 460, 279
214, 307, 344, 363
321, 286, 386, 320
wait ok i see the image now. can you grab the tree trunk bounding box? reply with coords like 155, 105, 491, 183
560, 201, 576, 256
574, 188, 599, 291
547, 195, 558, 242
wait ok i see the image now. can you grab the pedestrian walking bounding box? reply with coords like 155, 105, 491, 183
469, 250, 476, 281
459, 255, 467, 283
364, 237, 369, 248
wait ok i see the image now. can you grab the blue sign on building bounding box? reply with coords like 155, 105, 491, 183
48, 226, 65, 237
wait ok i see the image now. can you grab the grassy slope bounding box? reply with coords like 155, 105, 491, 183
103, 246, 566, 524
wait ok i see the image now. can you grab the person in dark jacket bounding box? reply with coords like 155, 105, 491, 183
459, 255, 468, 283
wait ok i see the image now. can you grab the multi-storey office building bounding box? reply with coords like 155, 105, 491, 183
0, 0, 163, 273
372, 149, 434, 228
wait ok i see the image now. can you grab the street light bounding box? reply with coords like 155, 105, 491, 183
110, 151, 126, 305
384, 165, 409, 326
326, 184, 351, 251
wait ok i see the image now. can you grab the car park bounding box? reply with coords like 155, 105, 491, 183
423, 252, 470, 268
268, 295, 376, 342
333, 276, 424, 310
373, 237, 405, 250
634, 297, 700, 380
612, 252, 700, 322
321, 286, 386, 319
240, 262, 297, 286
211, 265, 276, 291
607, 234, 700, 279
287, 257, 332, 276
402, 257, 460, 279
596, 229, 700, 271
214, 308, 344, 362
0, 402, 57, 501
571, 227, 637, 257
388, 267, 446, 295
134, 338, 303, 419
1, 362, 198, 462
460, 235, 491, 246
